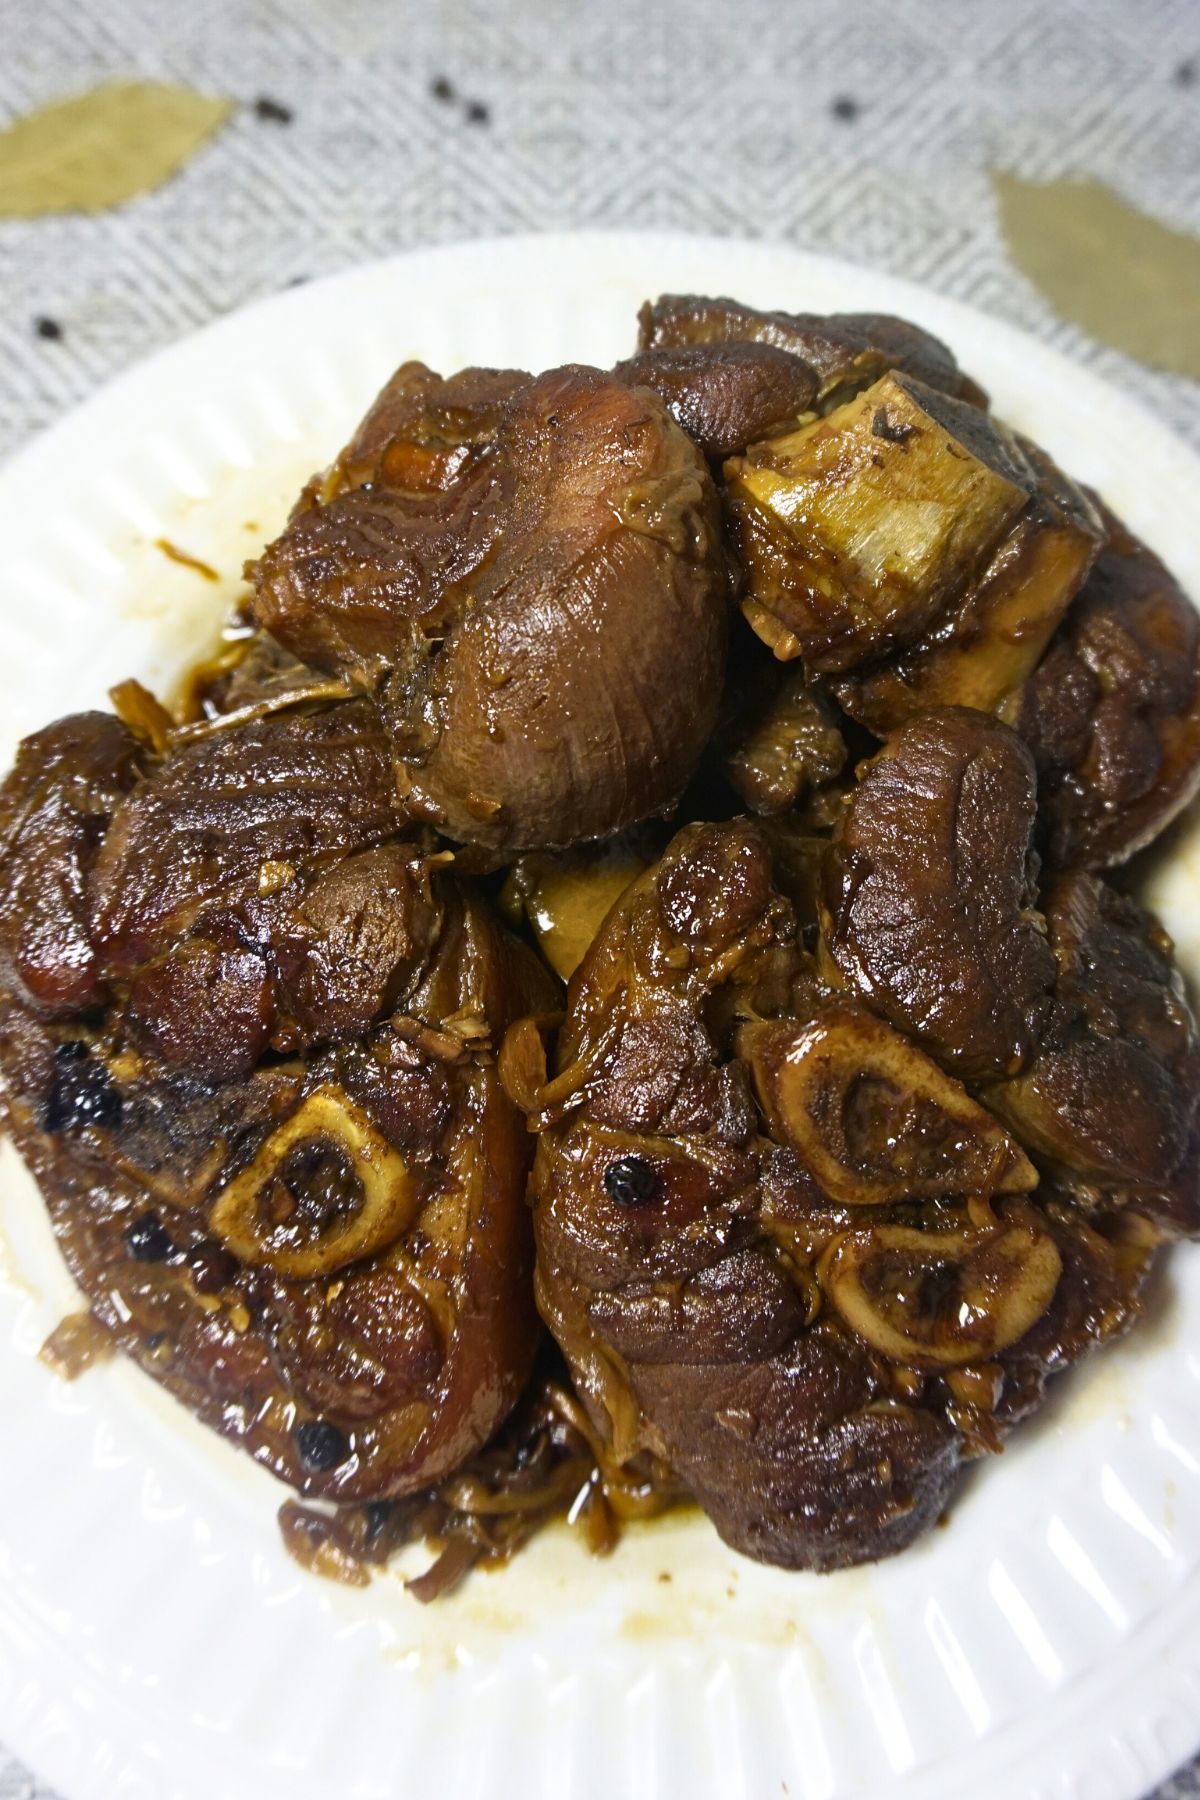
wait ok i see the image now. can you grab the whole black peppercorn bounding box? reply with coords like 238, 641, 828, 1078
603, 1156, 659, 1205
42, 1043, 123, 1133
125, 1212, 175, 1263
254, 95, 293, 124
34, 316, 63, 340
872, 407, 917, 445
362, 1500, 394, 1545
831, 95, 860, 122
295, 1418, 351, 1472
189, 1240, 239, 1295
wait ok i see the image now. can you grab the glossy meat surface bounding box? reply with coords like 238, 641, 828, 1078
523, 819, 1154, 1571
638, 295, 986, 409
85, 701, 421, 1077
91, 701, 401, 956
822, 708, 1057, 1080
0, 712, 145, 1018
824, 709, 1200, 1234
615, 341, 819, 459
1017, 504, 1200, 868
986, 872, 1200, 1233
0, 705, 558, 1501
252, 361, 729, 853
721, 658, 848, 819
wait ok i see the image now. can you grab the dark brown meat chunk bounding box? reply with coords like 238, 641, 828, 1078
721, 659, 848, 819
822, 709, 1057, 1081
0, 693, 562, 1501
630, 1332, 958, 1570
994, 1202, 1158, 1424
118, 839, 440, 1080
821, 709, 1200, 1234
250, 363, 524, 677
1, 741, 558, 1503
614, 341, 818, 459
1016, 504, 1200, 868
523, 819, 1144, 1572
251, 362, 729, 853
81, 701, 424, 1080
0, 713, 145, 1018
90, 701, 403, 970
638, 294, 986, 409
985, 871, 1200, 1235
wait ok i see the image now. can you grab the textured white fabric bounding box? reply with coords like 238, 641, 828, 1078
1, 0, 1199, 1794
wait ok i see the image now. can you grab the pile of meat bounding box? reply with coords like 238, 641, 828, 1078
3, 294, 1199, 1590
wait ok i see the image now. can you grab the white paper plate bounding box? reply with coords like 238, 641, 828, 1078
2, 231, 1200, 1800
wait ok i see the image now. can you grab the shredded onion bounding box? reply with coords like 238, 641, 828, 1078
278, 1350, 685, 1601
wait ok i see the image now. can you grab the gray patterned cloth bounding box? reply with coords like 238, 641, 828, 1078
1, 1, 1199, 1796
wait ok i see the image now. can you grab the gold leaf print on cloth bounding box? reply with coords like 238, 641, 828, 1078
0, 81, 234, 218
993, 171, 1200, 380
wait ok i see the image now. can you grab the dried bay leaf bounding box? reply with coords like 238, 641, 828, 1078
993, 171, 1200, 379
0, 81, 234, 218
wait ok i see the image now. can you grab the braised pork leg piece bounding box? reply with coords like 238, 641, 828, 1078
251, 361, 729, 854
1016, 503, 1200, 868
821, 708, 1058, 1081
0, 711, 146, 1018
638, 295, 986, 411
0, 701, 558, 1501
721, 657, 848, 821
619, 294, 986, 462
985, 871, 1200, 1235
823, 707, 1200, 1236
614, 342, 820, 461
522, 819, 1152, 1571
